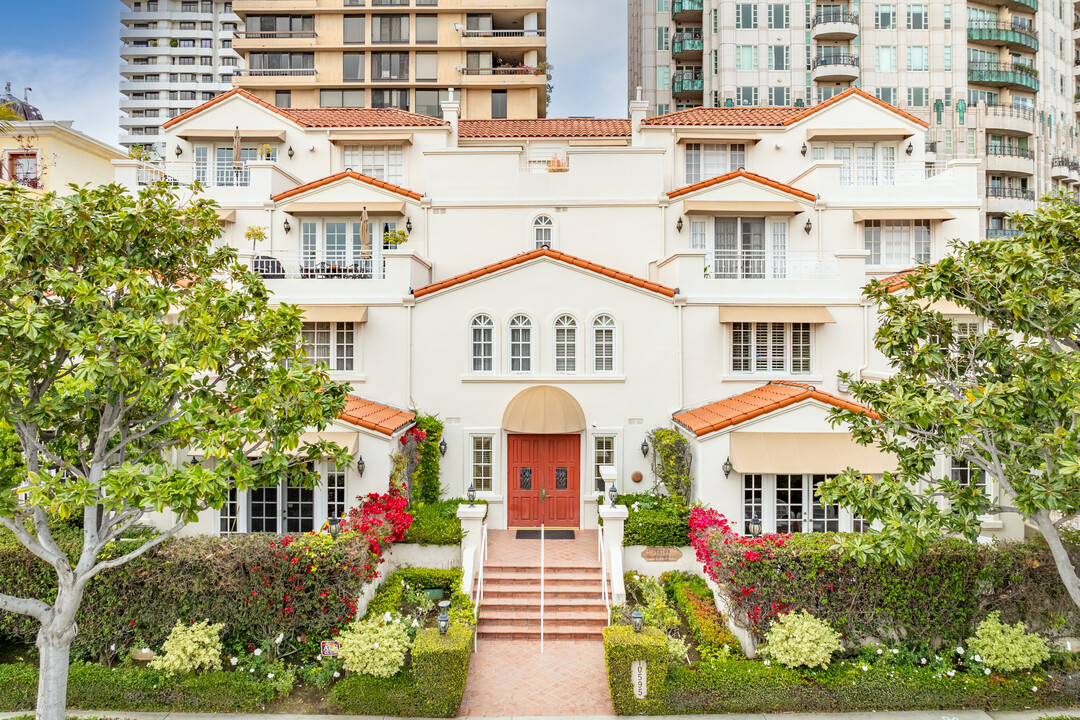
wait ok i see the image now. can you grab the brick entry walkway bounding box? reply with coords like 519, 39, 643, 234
459, 529, 615, 716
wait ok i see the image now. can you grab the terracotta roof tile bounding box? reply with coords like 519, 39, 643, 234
673, 381, 879, 437
782, 87, 929, 128
272, 170, 423, 203
413, 248, 676, 299
879, 263, 937, 293
457, 118, 631, 138
337, 394, 415, 436
163, 88, 299, 130
668, 168, 816, 201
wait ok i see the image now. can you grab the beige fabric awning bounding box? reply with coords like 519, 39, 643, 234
718, 306, 836, 323
270, 305, 368, 323
684, 200, 809, 215
676, 132, 763, 143
730, 432, 898, 474
177, 129, 287, 142
852, 208, 956, 222
805, 128, 916, 141
280, 201, 406, 216
925, 299, 974, 315
328, 132, 414, 144
503, 385, 586, 434
215, 208, 236, 224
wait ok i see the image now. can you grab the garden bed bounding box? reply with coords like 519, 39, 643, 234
401, 499, 487, 546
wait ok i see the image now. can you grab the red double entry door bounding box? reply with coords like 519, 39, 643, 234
506, 434, 581, 528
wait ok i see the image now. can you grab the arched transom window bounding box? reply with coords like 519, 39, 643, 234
533, 215, 553, 249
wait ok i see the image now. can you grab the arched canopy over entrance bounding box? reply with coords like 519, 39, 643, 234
502, 385, 586, 434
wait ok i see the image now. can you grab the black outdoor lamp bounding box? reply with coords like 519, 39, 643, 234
631, 610, 644, 633
287, 146, 294, 159
608, 481, 618, 508
328, 516, 341, 540
467, 483, 476, 507
676, 216, 684, 232
439, 438, 447, 456
804, 218, 813, 234
722, 457, 733, 478
906, 142, 914, 156
357, 455, 365, 477
406, 217, 413, 233
437, 611, 450, 635
174, 145, 183, 157
800, 142, 807, 156
748, 513, 763, 538
640, 439, 649, 457
283, 218, 291, 234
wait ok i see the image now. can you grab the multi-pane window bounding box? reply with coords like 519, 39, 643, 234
657, 26, 670, 50
735, 45, 758, 71
907, 46, 929, 71
593, 435, 616, 492
470, 315, 494, 373
284, 479, 314, 534
372, 52, 409, 81
219, 488, 238, 534
593, 315, 616, 373
342, 144, 403, 184
907, 4, 929, 29
876, 87, 898, 105
553, 315, 577, 373
471, 436, 493, 492
509, 315, 532, 373
301, 322, 355, 372
875, 4, 896, 29
953, 320, 981, 340
951, 458, 990, 505
249, 486, 278, 533
736, 87, 758, 106
775, 474, 804, 532
684, 143, 746, 184
534, 215, 553, 248
811, 475, 839, 532
768, 86, 790, 106
326, 464, 347, 521
656, 66, 670, 90
743, 474, 763, 534
731, 322, 812, 374
863, 220, 932, 265
711, 217, 789, 280
768, 45, 790, 70
372, 14, 408, 42
907, 87, 929, 107
876, 46, 897, 71
735, 3, 757, 28
768, 4, 789, 28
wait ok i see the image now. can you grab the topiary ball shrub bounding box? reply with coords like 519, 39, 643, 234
966, 611, 1050, 672
148, 619, 224, 675
338, 612, 413, 678
763, 610, 841, 669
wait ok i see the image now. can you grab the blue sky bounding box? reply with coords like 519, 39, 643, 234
1, 0, 627, 148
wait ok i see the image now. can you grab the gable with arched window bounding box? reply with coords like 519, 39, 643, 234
533, 215, 553, 249
554, 315, 577, 373
470, 314, 494, 373
592, 315, 616, 373
508, 314, 533, 373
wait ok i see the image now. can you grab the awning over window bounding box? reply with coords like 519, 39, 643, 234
279, 201, 406, 216
176, 129, 287, 143
730, 432, 897, 474
805, 128, 916, 141
503, 385, 586, 434
717, 306, 836, 323
272, 305, 368, 323
675, 132, 762, 144
683, 200, 808, 215
328, 132, 414, 144
215, 208, 236, 224
852, 208, 956, 222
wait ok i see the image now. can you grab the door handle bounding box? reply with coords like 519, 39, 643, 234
539, 487, 548, 502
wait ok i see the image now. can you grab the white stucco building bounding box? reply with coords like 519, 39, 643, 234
114, 86, 1019, 540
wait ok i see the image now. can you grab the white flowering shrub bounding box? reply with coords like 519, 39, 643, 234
966, 611, 1050, 672
337, 612, 413, 678
148, 619, 224, 674
763, 610, 841, 669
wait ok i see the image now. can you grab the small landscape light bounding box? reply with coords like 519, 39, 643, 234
439, 438, 447, 456
640, 439, 649, 457
283, 218, 291, 234
722, 457, 733, 478
804, 218, 813, 234
357, 455, 365, 477
631, 609, 644, 633
467, 483, 476, 506
608, 482, 618, 508
328, 517, 341, 540
437, 611, 450, 635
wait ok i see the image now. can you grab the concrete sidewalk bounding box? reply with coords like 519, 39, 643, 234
2, 709, 1079, 720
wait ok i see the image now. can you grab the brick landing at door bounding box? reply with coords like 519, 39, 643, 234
458, 638, 615, 716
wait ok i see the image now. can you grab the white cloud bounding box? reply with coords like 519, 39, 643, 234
1, 50, 121, 150
547, 0, 628, 118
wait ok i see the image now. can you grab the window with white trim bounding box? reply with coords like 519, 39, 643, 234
951, 458, 989, 498
326, 463, 347, 521
594, 435, 616, 492
471, 435, 493, 492
953, 320, 981, 340
283, 477, 315, 533
554, 315, 577, 373
302, 322, 355, 372
508, 315, 532, 373
743, 474, 763, 534
731, 322, 812, 374
863, 220, 931, 265
810, 474, 839, 532
470, 315, 494, 373
684, 143, 746, 184
593, 315, 616, 373
342, 144, 404, 185
219, 488, 238, 534
690, 220, 707, 249
775, 474, 804, 532
249, 485, 278, 533
534, 215, 553, 248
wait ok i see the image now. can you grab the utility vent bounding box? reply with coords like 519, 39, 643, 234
432, 208, 447, 215
628, 417, 644, 425
555, 207, 568, 213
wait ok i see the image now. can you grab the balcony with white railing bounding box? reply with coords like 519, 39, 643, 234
249, 252, 386, 280
113, 159, 302, 203
237, 249, 433, 303
705, 250, 839, 281
795, 159, 980, 209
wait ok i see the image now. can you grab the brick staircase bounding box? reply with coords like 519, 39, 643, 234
476, 562, 610, 640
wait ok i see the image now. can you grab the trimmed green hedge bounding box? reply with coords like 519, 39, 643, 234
615, 494, 690, 547
365, 567, 474, 626
604, 625, 1075, 715
402, 499, 487, 546
664, 572, 740, 655
0, 660, 289, 712
329, 624, 473, 717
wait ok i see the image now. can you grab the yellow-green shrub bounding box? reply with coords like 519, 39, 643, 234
148, 619, 224, 674
764, 611, 841, 669
338, 613, 412, 678
966, 611, 1050, 672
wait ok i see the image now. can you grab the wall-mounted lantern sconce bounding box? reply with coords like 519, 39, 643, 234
722, 457, 733, 477
800, 143, 807, 156
283, 218, 291, 234
906, 142, 914, 156
640, 439, 649, 457
287, 146, 294, 159
439, 438, 447, 456
676, 216, 684, 232
406, 218, 413, 234
174, 145, 183, 157
357, 455, 365, 477
804, 218, 812, 234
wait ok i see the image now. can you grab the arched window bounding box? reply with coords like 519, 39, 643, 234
471, 315, 494, 373
554, 315, 577, 373
508, 314, 532, 373
593, 315, 616, 373
533, 215, 553, 249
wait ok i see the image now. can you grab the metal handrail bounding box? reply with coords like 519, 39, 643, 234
987, 186, 1035, 199
472, 522, 487, 652
599, 525, 610, 626
812, 10, 858, 26
987, 145, 1034, 158
233, 30, 317, 39
968, 60, 1037, 77
812, 54, 859, 69
461, 29, 547, 37
540, 524, 545, 654
967, 19, 1038, 40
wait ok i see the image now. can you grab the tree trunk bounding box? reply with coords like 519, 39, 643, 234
1033, 509, 1080, 612
35, 622, 74, 720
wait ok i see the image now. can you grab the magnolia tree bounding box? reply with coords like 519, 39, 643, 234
0, 182, 351, 719
818, 192, 1080, 611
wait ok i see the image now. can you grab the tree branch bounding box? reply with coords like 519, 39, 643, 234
0, 592, 50, 622
83, 517, 191, 581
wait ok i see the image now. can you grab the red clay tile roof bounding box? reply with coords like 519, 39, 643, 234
413, 247, 676, 299
163, 88, 448, 131
880, 268, 919, 293
458, 118, 632, 139
642, 88, 928, 130
667, 168, 816, 201
673, 381, 880, 437
272, 170, 423, 203
338, 394, 415, 436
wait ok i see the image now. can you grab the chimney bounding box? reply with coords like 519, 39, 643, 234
441, 87, 460, 147
629, 86, 648, 147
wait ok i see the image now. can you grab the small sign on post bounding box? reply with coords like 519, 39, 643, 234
631, 660, 647, 699
320, 640, 340, 657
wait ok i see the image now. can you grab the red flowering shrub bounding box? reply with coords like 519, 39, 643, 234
340, 487, 414, 565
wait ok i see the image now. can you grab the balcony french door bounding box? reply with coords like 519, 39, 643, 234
300, 218, 397, 278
